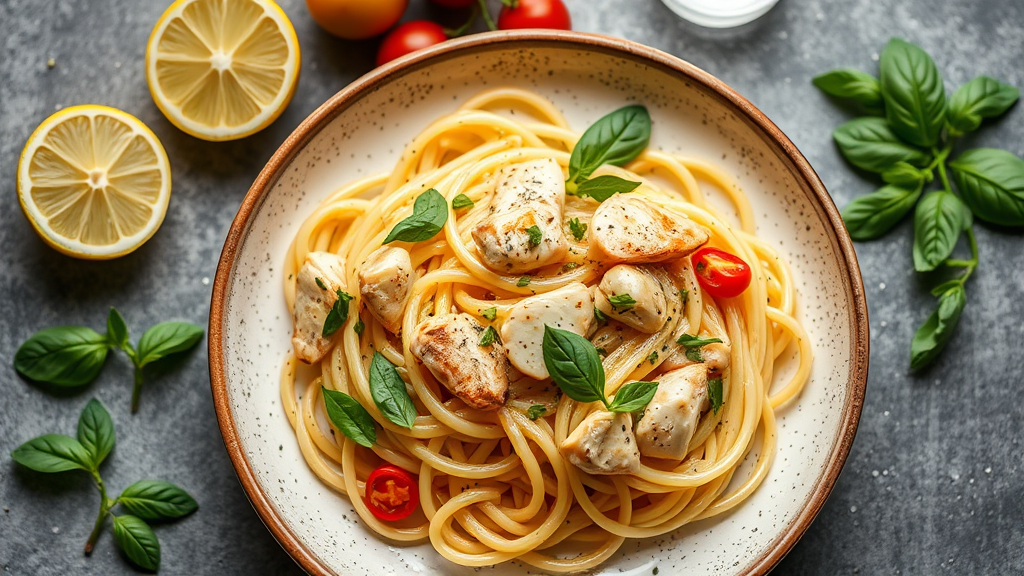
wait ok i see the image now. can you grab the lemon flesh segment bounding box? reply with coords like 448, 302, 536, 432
18, 106, 171, 260
147, 0, 300, 141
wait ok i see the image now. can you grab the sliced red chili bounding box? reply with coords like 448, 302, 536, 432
364, 464, 419, 521
692, 247, 752, 299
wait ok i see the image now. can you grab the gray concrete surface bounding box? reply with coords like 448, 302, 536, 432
1, 0, 1022, 573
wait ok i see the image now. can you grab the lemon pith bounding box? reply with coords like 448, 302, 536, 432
145, 0, 301, 142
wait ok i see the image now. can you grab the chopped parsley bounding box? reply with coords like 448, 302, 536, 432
568, 217, 588, 241
526, 225, 543, 246
707, 378, 724, 413
679, 288, 689, 305
647, 351, 658, 364
593, 307, 607, 322
517, 276, 531, 287
479, 325, 500, 347
353, 318, 365, 336
315, 277, 328, 290
527, 404, 547, 420
481, 307, 497, 321
607, 293, 636, 311
677, 334, 723, 362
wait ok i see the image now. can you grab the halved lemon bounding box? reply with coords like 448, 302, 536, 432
17, 105, 172, 260
146, 0, 301, 141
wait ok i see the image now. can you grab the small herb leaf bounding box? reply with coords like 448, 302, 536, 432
910, 285, 967, 369
481, 307, 497, 321
832, 117, 930, 173
879, 38, 947, 148
647, 351, 658, 364
568, 217, 588, 241
812, 68, 883, 108
78, 399, 115, 469
573, 175, 641, 202
107, 308, 129, 351
368, 352, 417, 429
112, 515, 161, 571
136, 322, 204, 367
11, 434, 94, 473
947, 76, 1019, 135
452, 193, 475, 210
913, 191, 968, 272
542, 325, 606, 405
354, 318, 365, 336
315, 277, 328, 290
322, 387, 377, 447
14, 326, 110, 387
479, 325, 501, 347
118, 480, 198, 520
677, 334, 724, 363
517, 276, 531, 287
841, 183, 923, 241
881, 162, 927, 187
607, 381, 659, 413
568, 105, 651, 183
527, 404, 547, 420
526, 225, 543, 247
383, 188, 448, 244
607, 294, 636, 311
949, 148, 1024, 227
322, 291, 353, 338
593, 307, 607, 322
707, 378, 724, 414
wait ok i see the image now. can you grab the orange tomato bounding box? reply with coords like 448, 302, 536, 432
305, 0, 408, 40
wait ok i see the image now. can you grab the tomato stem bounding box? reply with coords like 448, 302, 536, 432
445, 3, 479, 37
477, 0, 498, 30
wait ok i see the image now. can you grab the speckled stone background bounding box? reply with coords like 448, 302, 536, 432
1, 0, 1022, 574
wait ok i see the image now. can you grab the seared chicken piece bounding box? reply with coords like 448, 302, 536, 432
588, 195, 709, 264
410, 313, 511, 411
659, 340, 731, 374
594, 265, 668, 334
560, 411, 640, 475
358, 246, 413, 334
472, 159, 569, 274
500, 282, 594, 379
635, 364, 708, 460
292, 252, 348, 364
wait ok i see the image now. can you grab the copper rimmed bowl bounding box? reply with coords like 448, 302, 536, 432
210, 30, 868, 576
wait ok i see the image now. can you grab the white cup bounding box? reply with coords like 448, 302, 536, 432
659, 0, 782, 28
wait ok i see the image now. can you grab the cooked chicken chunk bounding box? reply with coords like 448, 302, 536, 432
358, 246, 413, 334
472, 159, 569, 274
588, 195, 709, 264
594, 265, 668, 334
292, 252, 348, 364
659, 341, 731, 374
500, 282, 594, 379
635, 364, 708, 460
410, 313, 511, 411
560, 411, 640, 475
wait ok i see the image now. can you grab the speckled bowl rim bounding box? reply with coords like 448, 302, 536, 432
209, 30, 869, 576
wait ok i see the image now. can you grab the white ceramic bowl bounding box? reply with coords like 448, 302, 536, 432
210, 31, 868, 576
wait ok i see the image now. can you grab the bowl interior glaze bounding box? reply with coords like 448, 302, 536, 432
210, 31, 867, 576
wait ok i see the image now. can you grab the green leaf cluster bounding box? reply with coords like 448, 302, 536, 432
11, 399, 197, 571
815, 38, 1020, 369
14, 308, 204, 412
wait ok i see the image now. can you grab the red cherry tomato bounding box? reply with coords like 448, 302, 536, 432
497, 0, 571, 30
692, 247, 752, 299
376, 21, 448, 67
430, 0, 475, 7
364, 465, 419, 521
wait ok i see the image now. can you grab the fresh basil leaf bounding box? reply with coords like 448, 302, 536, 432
910, 285, 967, 369
517, 276, 531, 287
107, 308, 129, 351
812, 68, 883, 108
479, 325, 500, 347
881, 162, 927, 187
608, 381, 659, 413
368, 352, 417, 429
481, 307, 497, 321
607, 293, 636, 311
949, 148, 1024, 226
542, 325, 606, 405
593, 307, 607, 323
112, 515, 160, 571
14, 326, 110, 386
452, 193, 474, 210
136, 322, 204, 367
568, 105, 651, 184
947, 76, 1020, 135
913, 191, 968, 272
78, 399, 115, 469
841, 183, 923, 241
527, 404, 547, 420
353, 318, 365, 336
322, 290, 353, 337
646, 351, 658, 365
832, 117, 931, 173
573, 175, 641, 202
707, 378, 724, 414
11, 434, 94, 473
879, 38, 947, 148
118, 480, 198, 520
383, 188, 448, 244
526, 225, 543, 247
568, 217, 587, 241
677, 334, 724, 363
322, 387, 376, 447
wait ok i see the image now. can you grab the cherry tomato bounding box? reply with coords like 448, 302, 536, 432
364, 465, 419, 521
430, 0, 475, 7
692, 247, 752, 299
306, 0, 408, 40
497, 0, 572, 30
377, 21, 449, 66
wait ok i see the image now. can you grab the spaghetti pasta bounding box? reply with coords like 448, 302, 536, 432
279, 88, 811, 571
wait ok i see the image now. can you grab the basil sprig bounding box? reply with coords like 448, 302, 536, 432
368, 352, 417, 429
10, 399, 197, 571
541, 325, 658, 413
383, 188, 448, 244
677, 334, 724, 362
814, 37, 1021, 368
322, 387, 377, 448
565, 105, 650, 200
14, 308, 204, 412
